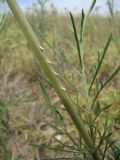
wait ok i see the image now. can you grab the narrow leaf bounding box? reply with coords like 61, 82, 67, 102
31, 144, 79, 153
88, 0, 96, 14
103, 65, 120, 87
101, 104, 112, 113
80, 9, 85, 43
69, 12, 82, 68
39, 81, 51, 105
39, 81, 64, 126
89, 34, 112, 94
94, 101, 100, 117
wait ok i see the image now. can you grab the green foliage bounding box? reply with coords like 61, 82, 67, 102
0, 100, 12, 160
107, 0, 120, 54
0, 0, 6, 31
3, 0, 120, 159
27, 0, 50, 44
0, 97, 27, 160
35, 0, 119, 159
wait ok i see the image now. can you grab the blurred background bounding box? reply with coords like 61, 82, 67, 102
18, 0, 120, 14
0, 0, 120, 159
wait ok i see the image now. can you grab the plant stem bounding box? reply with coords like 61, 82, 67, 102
6, 0, 100, 159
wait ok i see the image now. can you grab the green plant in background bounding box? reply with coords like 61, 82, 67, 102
107, 0, 115, 17
0, 99, 26, 160
0, 100, 12, 160
27, 0, 50, 44
0, 0, 7, 31
106, 0, 120, 125
36, 0, 50, 35
107, 0, 120, 54
4, 0, 120, 159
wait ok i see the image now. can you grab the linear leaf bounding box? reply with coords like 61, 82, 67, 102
39, 80, 51, 105
103, 65, 120, 87
39, 80, 64, 126
42, 157, 79, 160
91, 65, 119, 108
69, 12, 82, 68
31, 144, 79, 153
80, 9, 85, 44
89, 34, 112, 94
88, 0, 96, 14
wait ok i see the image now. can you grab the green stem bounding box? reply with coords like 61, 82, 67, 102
6, 0, 100, 159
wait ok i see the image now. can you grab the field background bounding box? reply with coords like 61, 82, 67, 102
0, 0, 120, 159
